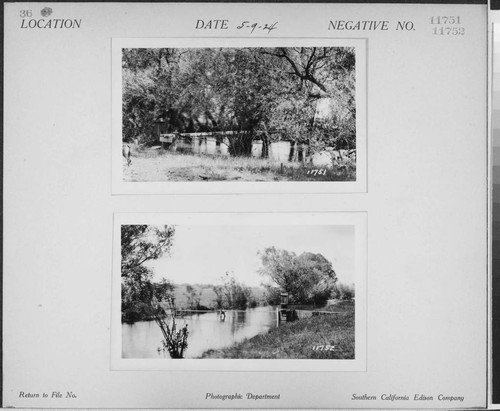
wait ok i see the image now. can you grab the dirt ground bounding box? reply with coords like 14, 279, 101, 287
122, 149, 355, 182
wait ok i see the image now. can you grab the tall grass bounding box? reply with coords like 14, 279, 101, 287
200, 301, 355, 359
129, 148, 355, 182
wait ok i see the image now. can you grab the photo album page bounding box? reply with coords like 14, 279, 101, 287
3, 1, 488, 409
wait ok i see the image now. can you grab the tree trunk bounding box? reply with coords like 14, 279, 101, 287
261, 124, 270, 159
298, 144, 304, 162
288, 141, 296, 162
229, 131, 253, 156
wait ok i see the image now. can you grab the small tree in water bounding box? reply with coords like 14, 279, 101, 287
149, 279, 189, 359
123, 276, 189, 358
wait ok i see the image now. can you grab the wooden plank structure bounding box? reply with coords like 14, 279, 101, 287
159, 131, 237, 156
276, 291, 346, 324
159, 131, 238, 148
277, 292, 299, 323
159, 131, 238, 142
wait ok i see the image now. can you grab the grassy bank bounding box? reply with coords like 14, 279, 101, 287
200, 301, 355, 359
123, 148, 355, 182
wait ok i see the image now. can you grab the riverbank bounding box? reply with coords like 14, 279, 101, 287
199, 301, 355, 359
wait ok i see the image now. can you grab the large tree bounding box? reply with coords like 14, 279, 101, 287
121, 225, 189, 358
122, 47, 356, 153
121, 225, 175, 321
258, 247, 338, 305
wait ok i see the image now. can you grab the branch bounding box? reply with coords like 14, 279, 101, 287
304, 47, 317, 74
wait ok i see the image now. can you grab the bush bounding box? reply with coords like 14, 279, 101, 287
213, 273, 255, 310
122, 301, 151, 322
262, 286, 282, 305
335, 283, 355, 300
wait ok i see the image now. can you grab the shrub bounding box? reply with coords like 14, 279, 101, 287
335, 283, 355, 300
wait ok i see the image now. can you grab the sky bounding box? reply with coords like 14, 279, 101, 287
146, 225, 355, 288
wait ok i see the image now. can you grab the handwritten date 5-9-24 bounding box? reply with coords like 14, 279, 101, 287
236, 21, 278, 34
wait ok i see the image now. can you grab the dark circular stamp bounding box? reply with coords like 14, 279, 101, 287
41, 7, 53, 17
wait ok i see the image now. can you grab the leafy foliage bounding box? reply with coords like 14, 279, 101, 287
258, 247, 338, 305
121, 225, 188, 358
122, 47, 356, 152
121, 225, 175, 278
335, 282, 355, 300
185, 284, 202, 310
213, 272, 255, 310
262, 285, 282, 306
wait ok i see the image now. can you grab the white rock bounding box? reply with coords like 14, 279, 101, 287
310, 151, 333, 167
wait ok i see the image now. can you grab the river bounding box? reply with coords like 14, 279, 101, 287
122, 306, 277, 359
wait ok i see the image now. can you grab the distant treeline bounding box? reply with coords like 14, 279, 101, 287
122, 279, 266, 323
122, 279, 354, 323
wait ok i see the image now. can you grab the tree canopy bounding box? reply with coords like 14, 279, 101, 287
122, 47, 356, 154
121, 225, 176, 322
121, 225, 175, 277
258, 247, 338, 305
121, 225, 189, 358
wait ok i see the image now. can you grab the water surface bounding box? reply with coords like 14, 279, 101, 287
122, 306, 277, 358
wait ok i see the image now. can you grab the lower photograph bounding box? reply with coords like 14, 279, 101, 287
111, 212, 367, 371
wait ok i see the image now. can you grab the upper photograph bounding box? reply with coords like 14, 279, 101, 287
112, 38, 366, 194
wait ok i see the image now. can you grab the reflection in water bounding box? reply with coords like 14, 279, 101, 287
122, 306, 276, 359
